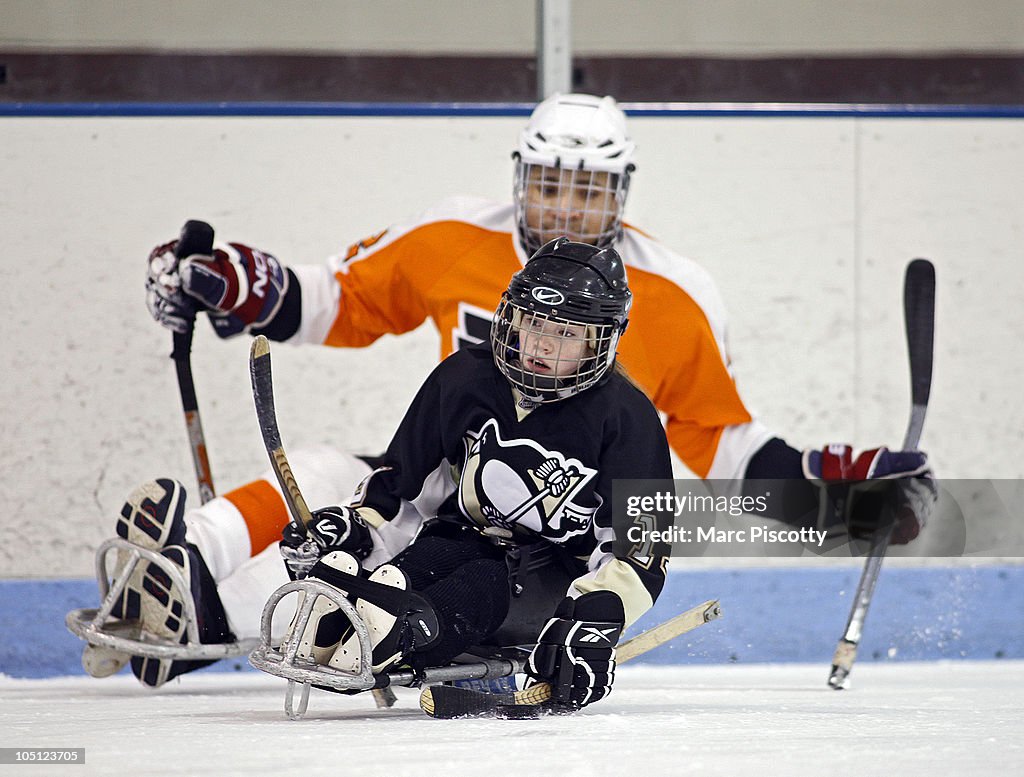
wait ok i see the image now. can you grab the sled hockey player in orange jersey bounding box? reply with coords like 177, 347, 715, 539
77, 94, 934, 692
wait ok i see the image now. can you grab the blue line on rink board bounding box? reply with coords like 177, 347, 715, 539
0, 566, 1020, 679
2, 102, 1024, 118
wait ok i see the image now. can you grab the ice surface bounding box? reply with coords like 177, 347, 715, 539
2, 661, 1021, 777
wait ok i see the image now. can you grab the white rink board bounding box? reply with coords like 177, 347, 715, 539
1, 112, 1022, 577
2, 662, 1022, 777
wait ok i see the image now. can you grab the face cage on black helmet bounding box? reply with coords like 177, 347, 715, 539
491, 298, 621, 404
513, 161, 631, 255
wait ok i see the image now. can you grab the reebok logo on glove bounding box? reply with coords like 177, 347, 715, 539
578, 626, 618, 644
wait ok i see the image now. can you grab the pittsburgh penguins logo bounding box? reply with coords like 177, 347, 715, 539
458, 418, 597, 541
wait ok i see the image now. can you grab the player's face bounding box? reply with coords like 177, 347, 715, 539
517, 313, 591, 378
521, 165, 620, 247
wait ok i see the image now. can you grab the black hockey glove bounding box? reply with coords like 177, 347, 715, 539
803, 444, 937, 545
526, 590, 625, 711
279, 506, 373, 580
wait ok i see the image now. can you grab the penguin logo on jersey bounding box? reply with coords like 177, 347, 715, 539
458, 418, 597, 541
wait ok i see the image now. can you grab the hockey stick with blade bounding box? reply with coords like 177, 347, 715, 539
249, 334, 398, 709
419, 599, 722, 719
171, 219, 216, 504
827, 258, 935, 690
249, 335, 314, 531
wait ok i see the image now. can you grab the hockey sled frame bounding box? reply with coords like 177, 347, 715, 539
66, 537, 258, 661
250, 575, 721, 720
248, 578, 528, 719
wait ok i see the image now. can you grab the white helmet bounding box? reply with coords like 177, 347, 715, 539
513, 94, 636, 254
517, 93, 636, 173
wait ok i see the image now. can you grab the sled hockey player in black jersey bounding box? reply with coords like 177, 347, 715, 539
259, 237, 674, 713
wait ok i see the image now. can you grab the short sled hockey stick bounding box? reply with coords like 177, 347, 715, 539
420, 599, 722, 719
249, 335, 398, 709
171, 219, 216, 504
827, 258, 935, 690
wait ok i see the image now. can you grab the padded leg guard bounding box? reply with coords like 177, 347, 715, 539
83, 479, 188, 678
129, 543, 234, 687
330, 564, 440, 675
116, 479, 188, 550
129, 544, 196, 687
331, 564, 409, 674
284, 551, 361, 665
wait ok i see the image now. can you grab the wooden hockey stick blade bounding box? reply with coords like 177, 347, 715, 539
418, 684, 550, 720
827, 259, 936, 690
249, 335, 314, 530
420, 599, 721, 719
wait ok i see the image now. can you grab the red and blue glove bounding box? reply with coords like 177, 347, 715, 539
803, 444, 936, 544
146, 238, 289, 338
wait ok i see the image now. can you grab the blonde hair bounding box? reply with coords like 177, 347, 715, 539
612, 360, 646, 395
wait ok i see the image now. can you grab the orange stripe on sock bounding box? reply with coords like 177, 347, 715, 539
223, 480, 290, 556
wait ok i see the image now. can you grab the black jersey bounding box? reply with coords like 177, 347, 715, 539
353, 343, 672, 626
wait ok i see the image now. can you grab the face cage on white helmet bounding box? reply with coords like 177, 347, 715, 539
491, 298, 621, 404
513, 161, 631, 256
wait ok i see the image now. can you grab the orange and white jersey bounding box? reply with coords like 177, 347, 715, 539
288, 196, 771, 479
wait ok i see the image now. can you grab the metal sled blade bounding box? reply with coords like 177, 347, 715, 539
65, 537, 256, 661
248, 578, 377, 719
249, 579, 375, 685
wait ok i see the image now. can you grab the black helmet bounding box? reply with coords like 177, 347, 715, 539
491, 237, 632, 404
